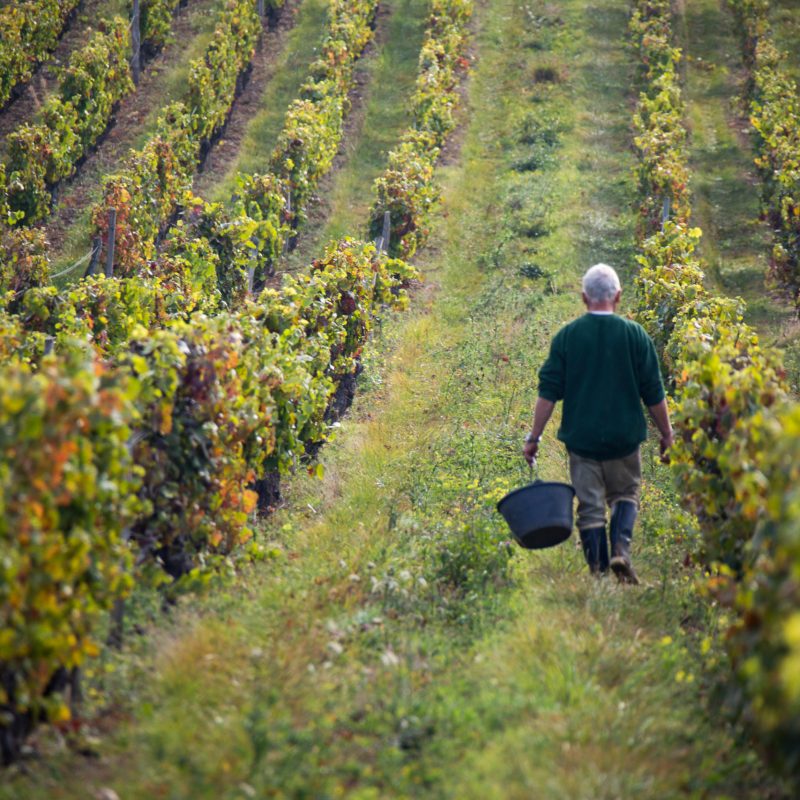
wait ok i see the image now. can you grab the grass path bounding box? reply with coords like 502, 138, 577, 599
195, 0, 331, 200
675, 0, 800, 391
3, 0, 790, 796
771, 0, 800, 81
282, 0, 431, 269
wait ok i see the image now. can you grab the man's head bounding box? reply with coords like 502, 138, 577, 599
581, 263, 621, 310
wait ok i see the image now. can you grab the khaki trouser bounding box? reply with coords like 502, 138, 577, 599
568, 448, 642, 531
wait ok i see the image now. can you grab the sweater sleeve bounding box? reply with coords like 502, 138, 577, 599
638, 329, 665, 406
538, 329, 566, 402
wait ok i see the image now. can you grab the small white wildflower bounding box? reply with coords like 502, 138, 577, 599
327, 641, 344, 656
380, 648, 401, 667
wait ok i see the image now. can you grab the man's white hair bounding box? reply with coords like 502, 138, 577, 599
582, 263, 621, 303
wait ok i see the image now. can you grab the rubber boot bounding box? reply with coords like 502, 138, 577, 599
579, 527, 609, 575
609, 500, 639, 585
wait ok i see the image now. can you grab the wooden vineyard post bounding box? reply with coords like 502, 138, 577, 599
85, 236, 102, 277
257, 0, 265, 16
660, 196, 671, 230
376, 210, 391, 253
283, 189, 293, 254
108, 598, 126, 648
131, 0, 141, 85
105, 208, 117, 278
247, 235, 257, 294
382, 210, 391, 253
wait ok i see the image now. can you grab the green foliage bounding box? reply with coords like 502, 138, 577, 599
92, 103, 198, 275
728, 0, 800, 301
168, 0, 380, 292
0, 0, 421, 758
0, 0, 81, 109
272, 94, 346, 226
91, 0, 262, 276
0, 347, 139, 725
0, 165, 20, 228
0, 238, 416, 743
633, 223, 705, 357
5, 18, 134, 224
669, 314, 786, 568
630, 0, 800, 778
136, 0, 183, 52
368, 0, 471, 257
628, 0, 681, 81
629, 4, 690, 234
270, 0, 378, 229
723, 406, 800, 774
19, 273, 199, 356
187, 0, 261, 141
122, 317, 270, 573
0, 227, 50, 305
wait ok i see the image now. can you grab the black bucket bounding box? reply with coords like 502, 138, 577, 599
496, 480, 575, 549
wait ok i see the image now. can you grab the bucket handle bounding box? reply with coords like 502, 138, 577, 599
528, 457, 539, 483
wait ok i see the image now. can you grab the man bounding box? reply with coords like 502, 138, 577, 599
522, 264, 673, 584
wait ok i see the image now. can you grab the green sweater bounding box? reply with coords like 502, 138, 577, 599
538, 313, 665, 460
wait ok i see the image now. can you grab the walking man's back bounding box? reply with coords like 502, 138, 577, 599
523, 264, 673, 583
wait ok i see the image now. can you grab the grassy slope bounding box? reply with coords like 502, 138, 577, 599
3, 0, 790, 797
771, 0, 800, 82
675, 0, 800, 392
283, 0, 431, 269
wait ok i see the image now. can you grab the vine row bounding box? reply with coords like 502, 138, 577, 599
3, 18, 135, 225
0, 241, 415, 764
726, 0, 800, 304
0, 1, 207, 227
367, 0, 472, 257
0, 0, 473, 762
161, 0, 381, 302
88, 0, 264, 276
0, 0, 81, 110
630, 0, 800, 777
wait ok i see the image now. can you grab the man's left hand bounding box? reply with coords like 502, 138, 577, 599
523, 439, 539, 465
